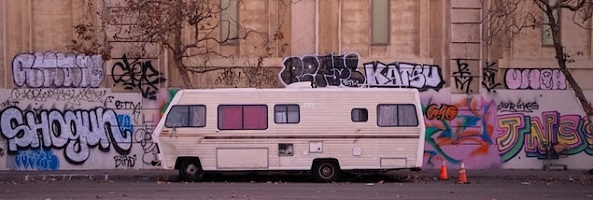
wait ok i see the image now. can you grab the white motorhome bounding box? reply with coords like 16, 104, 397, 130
153, 86, 426, 182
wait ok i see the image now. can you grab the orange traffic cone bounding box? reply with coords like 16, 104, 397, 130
456, 161, 470, 184
439, 161, 448, 180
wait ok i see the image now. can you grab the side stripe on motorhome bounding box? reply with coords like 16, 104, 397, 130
160, 133, 419, 139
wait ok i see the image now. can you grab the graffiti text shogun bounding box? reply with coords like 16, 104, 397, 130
363, 61, 445, 90
12, 52, 104, 88
0, 107, 132, 164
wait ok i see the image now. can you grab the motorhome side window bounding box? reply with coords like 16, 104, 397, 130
377, 104, 418, 127
274, 104, 300, 124
351, 108, 368, 122
218, 105, 268, 130
165, 105, 206, 128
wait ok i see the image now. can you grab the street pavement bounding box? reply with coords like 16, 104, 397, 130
0, 168, 591, 183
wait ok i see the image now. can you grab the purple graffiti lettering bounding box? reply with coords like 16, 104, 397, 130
504, 68, 567, 90
11, 52, 104, 88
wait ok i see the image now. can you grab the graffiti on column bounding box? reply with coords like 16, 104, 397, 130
363, 62, 445, 90
504, 68, 567, 90
280, 52, 366, 87
482, 62, 501, 92
496, 111, 593, 162
0, 106, 133, 164
452, 59, 474, 93
423, 97, 496, 166
111, 54, 167, 100
11, 52, 104, 88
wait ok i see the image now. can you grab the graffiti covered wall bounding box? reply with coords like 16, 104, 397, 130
281, 53, 593, 170
2, 51, 593, 171
0, 52, 175, 171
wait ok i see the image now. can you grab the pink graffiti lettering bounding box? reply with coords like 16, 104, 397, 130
504, 68, 566, 90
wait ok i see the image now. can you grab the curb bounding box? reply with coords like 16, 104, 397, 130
1, 169, 591, 183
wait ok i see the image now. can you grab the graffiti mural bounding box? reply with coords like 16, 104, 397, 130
504, 68, 567, 90
496, 111, 593, 162
111, 54, 167, 100
364, 61, 445, 90
11, 52, 104, 88
0, 106, 133, 164
422, 91, 500, 168
280, 52, 366, 87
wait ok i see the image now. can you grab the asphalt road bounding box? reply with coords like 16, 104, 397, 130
1, 170, 591, 200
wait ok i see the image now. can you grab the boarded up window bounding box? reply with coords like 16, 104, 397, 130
371, 0, 390, 44
221, 0, 239, 44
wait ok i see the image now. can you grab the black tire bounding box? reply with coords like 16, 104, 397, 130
179, 159, 203, 182
312, 161, 340, 182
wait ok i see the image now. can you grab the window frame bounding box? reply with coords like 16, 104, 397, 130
274, 104, 300, 124
220, 0, 239, 45
376, 104, 419, 127
371, 0, 390, 45
218, 104, 268, 130
165, 105, 207, 128
351, 108, 369, 122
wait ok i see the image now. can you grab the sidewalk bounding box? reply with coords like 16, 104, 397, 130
0, 168, 590, 183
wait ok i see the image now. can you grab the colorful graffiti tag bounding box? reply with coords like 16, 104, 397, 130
496, 112, 593, 162
422, 94, 499, 168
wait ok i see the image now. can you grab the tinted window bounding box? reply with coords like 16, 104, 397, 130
165, 105, 206, 128
351, 108, 368, 122
218, 105, 268, 130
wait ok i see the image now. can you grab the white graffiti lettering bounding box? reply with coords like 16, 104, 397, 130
363, 61, 445, 90
0, 107, 132, 164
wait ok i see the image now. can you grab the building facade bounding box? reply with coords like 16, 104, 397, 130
0, 0, 592, 171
